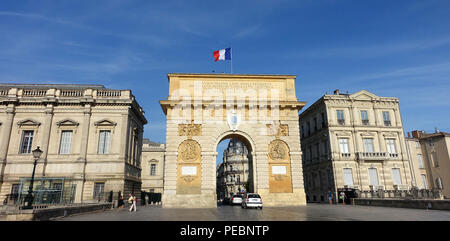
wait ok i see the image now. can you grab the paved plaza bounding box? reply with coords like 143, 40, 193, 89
57, 203, 450, 221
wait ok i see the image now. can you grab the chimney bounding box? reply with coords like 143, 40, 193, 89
435, 127, 439, 133
333, 89, 340, 95
411, 130, 422, 139
407, 132, 411, 138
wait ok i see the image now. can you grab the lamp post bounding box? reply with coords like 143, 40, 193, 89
23, 146, 43, 209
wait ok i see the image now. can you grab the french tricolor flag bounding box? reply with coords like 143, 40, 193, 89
213, 48, 231, 62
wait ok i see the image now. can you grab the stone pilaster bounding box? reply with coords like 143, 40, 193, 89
41, 104, 54, 176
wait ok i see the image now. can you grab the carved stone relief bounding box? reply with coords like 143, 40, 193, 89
178, 123, 202, 136
178, 139, 201, 162
268, 139, 289, 161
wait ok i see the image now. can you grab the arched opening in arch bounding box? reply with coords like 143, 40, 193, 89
215, 133, 255, 205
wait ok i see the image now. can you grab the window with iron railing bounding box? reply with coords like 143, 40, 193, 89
360, 110, 369, 125
382, 111, 391, 126
336, 110, 345, 125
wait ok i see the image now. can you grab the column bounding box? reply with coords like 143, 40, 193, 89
0, 105, 15, 189
78, 104, 91, 202
378, 131, 385, 153
41, 104, 54, 176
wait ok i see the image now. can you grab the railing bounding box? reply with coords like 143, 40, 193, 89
341, 153, 351, 158
384, 121, 391, 126
97, 90, 121, 97
356, 152, 389, 160
357, 189, 443, 200
60, 90, 83, 97
0, 89, 8, 96
362, 120, 369, 126
23, 89, 46, 97
338, 119, 345, 125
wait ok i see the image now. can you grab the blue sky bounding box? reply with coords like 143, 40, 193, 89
1, 0, 449, 156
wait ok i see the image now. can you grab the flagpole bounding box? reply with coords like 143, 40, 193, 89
230, 48, 233, 74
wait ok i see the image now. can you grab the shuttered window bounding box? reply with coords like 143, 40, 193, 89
417, 154, 424, 168
392, 168, 402, 185
59, 130, 73, 154
368, 168, 379, 186
98, 130, 111, 154
421, 175, 427, 189
363, 138, 374, 153
343, 168, 354, 186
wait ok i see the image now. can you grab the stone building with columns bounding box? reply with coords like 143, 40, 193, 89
0, 84, 146, 204
140, 139, 165, 194
299, 90, 412, 203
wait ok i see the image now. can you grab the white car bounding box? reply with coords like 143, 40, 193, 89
241, 193, 263, 209
231, 195, 243, 205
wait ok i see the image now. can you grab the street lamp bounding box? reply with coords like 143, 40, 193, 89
22, 146, 43, 209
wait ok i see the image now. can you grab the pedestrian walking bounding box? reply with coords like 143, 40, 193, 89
328, 190, 333, 205
128, 194, 136, 212
339, 191, 346, 205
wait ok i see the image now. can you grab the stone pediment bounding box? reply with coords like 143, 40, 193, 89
56, 119, 79, 127
350, 90, 378, 100
94, 119, 117, 127
17, 119, 41, 127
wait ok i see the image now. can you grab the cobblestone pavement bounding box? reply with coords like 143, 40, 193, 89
57, 203, 450, 221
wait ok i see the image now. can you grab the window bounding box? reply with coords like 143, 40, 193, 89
150, 164, 156, 176
415, 141, 420, 148
20, 130, 34, 154
313, 117, 317, 131
421, 175, 427, 189
59, 130, 73, 154
336, 110, 345, 125
237, 175, 240, 184
339, 138, 349, 154
382, 111, 391, 126
307, 122, 310, 136
386, 139, 396, 154
436, 177, 443, 190
93, 182, 105, 200
417, 154, 424, 169
431, 152, 439, 167
343, 168, 354, 186
98, 130, 111, 154
321, 112, 326, 128
360, 110, 369, 125
323, 141, 328, 157
316, 143, 320, 159
392, 168, 402, 185
309, 146, 313, 161
363, 138, 374, 153
368, 168, 379, 186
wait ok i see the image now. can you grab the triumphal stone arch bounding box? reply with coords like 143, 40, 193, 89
160, 73, 307, 208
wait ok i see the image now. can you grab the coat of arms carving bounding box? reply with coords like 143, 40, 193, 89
178, 140, 201, 162
268, 140, 289, 161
